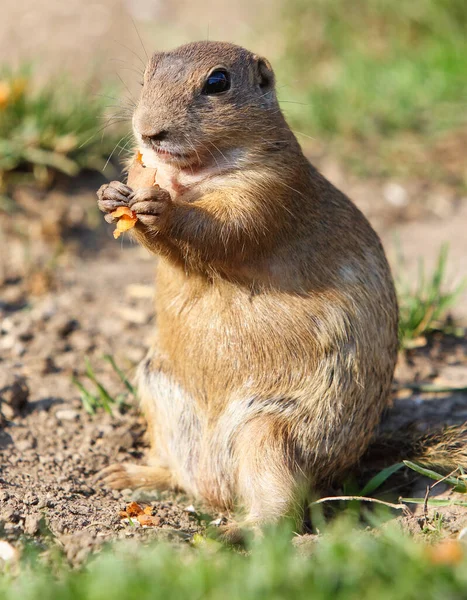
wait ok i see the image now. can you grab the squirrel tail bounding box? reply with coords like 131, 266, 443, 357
362, 422, 467, 474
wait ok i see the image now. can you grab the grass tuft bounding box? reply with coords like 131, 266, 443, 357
72, 355, 132, 415
0, 66, 125, 190
396, 244, 466, 347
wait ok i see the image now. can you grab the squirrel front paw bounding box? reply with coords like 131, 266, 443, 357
128, 186, 173, 229
97, 181, 133, 223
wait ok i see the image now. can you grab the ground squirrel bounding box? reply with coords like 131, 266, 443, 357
96, 41, 399, 536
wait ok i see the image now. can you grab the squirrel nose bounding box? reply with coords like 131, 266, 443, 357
142, 130, 169, 144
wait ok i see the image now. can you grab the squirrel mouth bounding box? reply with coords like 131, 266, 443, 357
154, 147, 188, 160
139, 138, 237, 174
147, 144, 200, 168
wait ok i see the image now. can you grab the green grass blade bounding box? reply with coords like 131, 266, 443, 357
397, 244, 466, 346
403, 461, 467, 493
71, 376, 98, 415
103, 354, 137, 398
400, 498, 467, 507
360, 462, 405, 496
84, 356, 115, 415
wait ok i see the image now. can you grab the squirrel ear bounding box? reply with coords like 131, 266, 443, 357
254, 56, 275, 90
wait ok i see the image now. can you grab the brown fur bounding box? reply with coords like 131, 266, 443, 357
96, 41, 399, 530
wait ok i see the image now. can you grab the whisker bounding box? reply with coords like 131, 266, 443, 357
183, 136, 202, 176
108, 58, 144, 77
115, 73, 138, 105
99, 116, 130, 143
207, 140, 228, 164
277, 179, 307, 201
190, 142, 202, 167
100, 104, 135, 114
118, 134, 135, 156
115, 66, 146, 78
94, 92, 123, 102
78, 116, 129, 149
132, 18, 149, 62
200, 143, 221, 171
96, 115, 131, 126
104, 101, 135, 114
292, 130, 316, 141
112, 40, 147, 69
104, 133, 131, 171
279, 100, 311, 106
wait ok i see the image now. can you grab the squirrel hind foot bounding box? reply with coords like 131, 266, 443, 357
214, 521, 263, 547
95, 463, 174, 492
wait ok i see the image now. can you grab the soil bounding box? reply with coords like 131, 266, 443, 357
1, 161, 466, 563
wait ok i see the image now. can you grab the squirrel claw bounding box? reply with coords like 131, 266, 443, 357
129, 187, 172, 229
97, 181, 133, 215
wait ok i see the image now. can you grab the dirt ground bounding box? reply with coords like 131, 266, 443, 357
1, 158, 467, 562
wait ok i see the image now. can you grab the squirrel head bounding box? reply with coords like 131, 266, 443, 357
133, 41, 285, 171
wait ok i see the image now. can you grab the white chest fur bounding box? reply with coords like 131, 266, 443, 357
139, 146, 245, 199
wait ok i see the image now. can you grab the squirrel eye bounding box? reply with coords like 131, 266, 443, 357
202, 69, 230, 95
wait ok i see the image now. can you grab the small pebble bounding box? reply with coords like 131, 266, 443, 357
24, 514, 41, 536
0, 374, 29, 419
56, 317, 79, 338
2, 508, 21, 524
55, 409, 79, 422
16, 438, 36, 452
23, 493, 38, 506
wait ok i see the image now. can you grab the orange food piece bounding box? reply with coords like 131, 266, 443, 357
127, 152, 157, 188
112, 206, 135, 219
119, 502, 160, 526
137, 514, 161, 527
136, 150, 144, 166
428, 540, 464, 565
125, 501, 144, 517
111, 206, 138, 239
